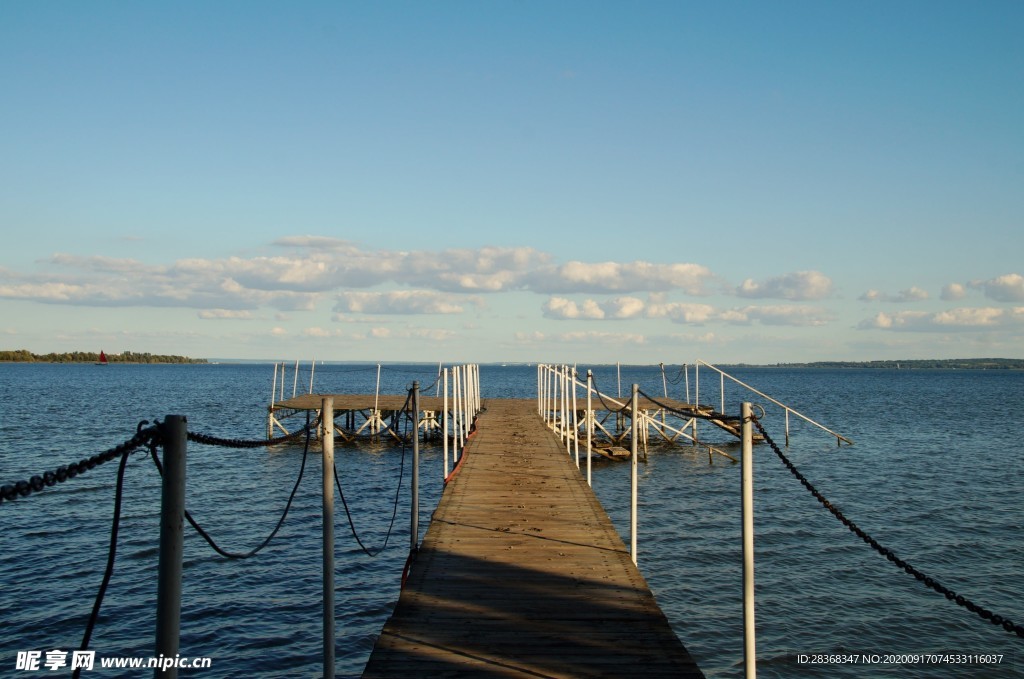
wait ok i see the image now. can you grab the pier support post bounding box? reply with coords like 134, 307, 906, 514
322, 398, 335, 679
155, 415, 187, 678
741, 402, 757, 679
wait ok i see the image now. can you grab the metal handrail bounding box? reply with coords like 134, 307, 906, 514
696, 360, 852, 446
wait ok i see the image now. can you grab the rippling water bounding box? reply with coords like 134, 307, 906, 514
1, 363, 1022, 677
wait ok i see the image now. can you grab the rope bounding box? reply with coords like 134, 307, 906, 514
72, 440, 143, 679
151, 413, 314, 559
753, 417, 1024, 639
334, 390, 412, 557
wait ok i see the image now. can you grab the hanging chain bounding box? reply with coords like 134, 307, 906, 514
1, 422, 160, 505
753, 417, 1023, 638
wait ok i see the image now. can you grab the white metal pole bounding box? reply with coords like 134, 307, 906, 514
785, 409, 790, 447
630, 384, 639, 565
456, 364, 464, 454
586, 370, 593, 487
561, 366, 569, 451
269, 363, 277, 439
411, 383, 420, 550
537, 364, 542, 415
321, 398, 335, 679
741, 402, 756, 679
155, 415, 187, 679
544, 365, 549, 427
472, 364, 479, 415
293, 359, 299, 397
572, 368, 579, 468
464, 365, 471, 429
694, 363, 700, 443
309, 358, 316, 393
443, 368, 449, 478
721, 372, 726, 414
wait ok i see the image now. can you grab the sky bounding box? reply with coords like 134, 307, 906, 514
1, 1, 1022, 364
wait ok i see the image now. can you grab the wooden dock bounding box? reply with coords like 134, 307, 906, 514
363, 398, 704, 678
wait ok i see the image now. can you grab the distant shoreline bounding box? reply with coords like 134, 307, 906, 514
2, 352, 1021, 370
720, 358, 1024, 370
0, 350, 207, 364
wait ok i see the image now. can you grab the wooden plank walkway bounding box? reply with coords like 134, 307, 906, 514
363, 398, 704, 678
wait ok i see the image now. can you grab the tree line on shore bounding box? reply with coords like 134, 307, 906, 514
0, 349, 207, 364
769, 358, 1024, 370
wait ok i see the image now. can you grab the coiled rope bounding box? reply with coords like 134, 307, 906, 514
753, 417, 1024, 639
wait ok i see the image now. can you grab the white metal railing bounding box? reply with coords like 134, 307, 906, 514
536, 363, 759, 677
696, 360, 852, 446
445, 363, 480, 481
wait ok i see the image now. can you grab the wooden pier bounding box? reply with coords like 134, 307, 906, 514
363, 398, 705, 678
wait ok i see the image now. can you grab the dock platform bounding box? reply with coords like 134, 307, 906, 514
363, 398, 704, 678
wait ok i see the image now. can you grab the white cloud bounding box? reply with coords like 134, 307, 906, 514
531, 261, 714, 294
197, 309, 254, 320
941, 283, 967, 301
858, 286, 929, 303
335, 290, 469, 315
646, 301, 718, 324
514, 331, 546, 343
976, 273, 1024, 302
737, 305, 831, 327
737, 271, 833, 300
606, 296, 646, 319
860, 307, 1024, 331
556, 330, 646, 345
542, 297, 605, 320
542, 295, 646, 320
542, 296, 831, 327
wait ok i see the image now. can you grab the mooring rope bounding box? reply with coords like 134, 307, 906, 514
72, 423, 158, 679
753, 417, 1024, 639
73, 449, 133, 678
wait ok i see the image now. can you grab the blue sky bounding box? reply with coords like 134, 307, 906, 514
2, 1, 1022, 364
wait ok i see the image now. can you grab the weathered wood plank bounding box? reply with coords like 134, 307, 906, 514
362, 398, 704, 678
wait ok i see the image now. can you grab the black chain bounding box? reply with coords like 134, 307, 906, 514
187, 421, 317, 449
0, 422, 160, 505
637, 387, 742, 423
154, 413, 315, 559
587, 375, 631, 413
753, 417, 1024, 639
334, 388, 413, 557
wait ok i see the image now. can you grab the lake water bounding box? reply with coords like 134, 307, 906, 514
1, 362, 1022, 677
